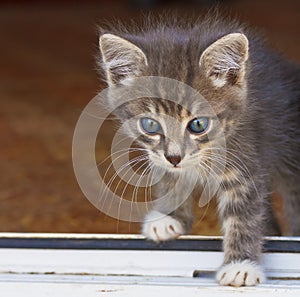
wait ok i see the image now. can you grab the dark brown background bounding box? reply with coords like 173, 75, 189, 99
0, 0, 299, 234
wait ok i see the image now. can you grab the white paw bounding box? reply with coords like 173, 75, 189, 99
216, 260, 265, 287
142, 210, 184, 242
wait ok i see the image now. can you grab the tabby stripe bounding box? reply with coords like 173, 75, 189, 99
218, 190, 261, 218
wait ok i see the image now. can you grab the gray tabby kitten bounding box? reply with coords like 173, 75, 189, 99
98, 14, 300, 286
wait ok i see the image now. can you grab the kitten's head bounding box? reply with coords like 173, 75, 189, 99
98, 20, 249, 172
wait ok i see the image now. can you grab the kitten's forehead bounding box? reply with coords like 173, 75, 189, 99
149, 99, 191, 120
148, 97, 216, 119
124, 96, 216, 123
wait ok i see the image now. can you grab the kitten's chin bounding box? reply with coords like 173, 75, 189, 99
150, 161, 186, 173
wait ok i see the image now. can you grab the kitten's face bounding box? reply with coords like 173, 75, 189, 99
116, 98, 223, 172
137, 111, 210, 170
99, 31, 249, 172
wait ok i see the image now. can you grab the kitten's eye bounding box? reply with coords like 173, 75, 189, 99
187, 117, 209, 134
140, 118, 161, 134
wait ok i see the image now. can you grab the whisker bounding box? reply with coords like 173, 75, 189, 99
97, 147, 148, 168
117, 159, 149, 223
103, 156, 148, 222
203, 151, 261, 203
98, 155, 148, 211
197, 158, 225, 207
130, 163, 152, 220
144, 165, 156, 212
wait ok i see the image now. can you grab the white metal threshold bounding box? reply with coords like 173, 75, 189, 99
1, 233, 300, 297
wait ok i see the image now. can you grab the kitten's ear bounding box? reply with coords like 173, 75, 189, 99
99, 33, 148, 85
199, 33, 249, 88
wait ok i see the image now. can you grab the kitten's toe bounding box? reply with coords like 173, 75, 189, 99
142, 210, 184, 242
216, 260, 265, 287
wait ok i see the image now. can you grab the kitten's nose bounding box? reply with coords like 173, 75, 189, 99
164, 154, 182, 166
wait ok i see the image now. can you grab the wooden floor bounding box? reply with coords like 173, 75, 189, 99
0, 1, 299, 234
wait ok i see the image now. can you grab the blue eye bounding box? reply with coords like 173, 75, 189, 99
188, 117, 209, 134
140, 118, 161, 134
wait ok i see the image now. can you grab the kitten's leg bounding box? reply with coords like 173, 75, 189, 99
142, 174, 194, 242
216, 179, 266, 286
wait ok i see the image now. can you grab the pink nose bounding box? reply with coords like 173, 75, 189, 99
164, 155, 181, 166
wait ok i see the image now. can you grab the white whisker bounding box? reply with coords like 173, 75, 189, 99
99, 155, 148, 211
117, 159, 149, 222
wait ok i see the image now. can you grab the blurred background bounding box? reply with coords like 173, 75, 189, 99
0, 0, 299, 234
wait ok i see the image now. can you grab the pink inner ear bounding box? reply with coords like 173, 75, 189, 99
100, 34, 148, 85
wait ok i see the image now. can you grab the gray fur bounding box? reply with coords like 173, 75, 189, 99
98, 12, 300, 285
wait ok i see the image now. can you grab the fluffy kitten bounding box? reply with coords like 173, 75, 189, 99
98, 14, 300, 286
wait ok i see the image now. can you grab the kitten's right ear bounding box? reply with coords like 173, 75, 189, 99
99, 33, 148, 85
199, 33, 249, 88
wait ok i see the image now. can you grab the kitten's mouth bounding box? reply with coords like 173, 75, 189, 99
163, 164, 183, 172
171, 164, 181, 169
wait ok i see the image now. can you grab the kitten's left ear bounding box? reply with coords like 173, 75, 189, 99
99, 33, 148, 86
199, 33, 249, 88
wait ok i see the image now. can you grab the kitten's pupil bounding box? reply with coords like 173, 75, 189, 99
140, 117, 161, 134
188, 117, 209, 134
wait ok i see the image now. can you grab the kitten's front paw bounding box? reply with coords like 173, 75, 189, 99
142, 210, 184, 242
216, 260, 265, 287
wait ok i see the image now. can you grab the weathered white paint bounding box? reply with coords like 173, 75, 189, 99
1, 274, 300, 297
0, 234, 300, 297
0, 249, 223, 276
0, 248, 300, 278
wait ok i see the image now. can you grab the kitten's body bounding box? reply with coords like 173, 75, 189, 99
99, 14, 300, 286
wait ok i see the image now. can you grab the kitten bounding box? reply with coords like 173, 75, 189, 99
98, 13, 300, 286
